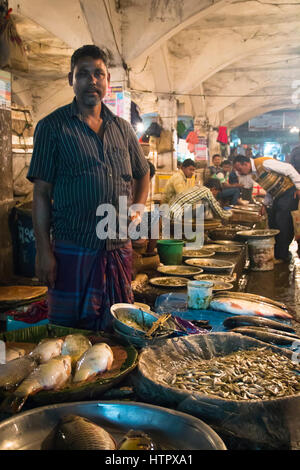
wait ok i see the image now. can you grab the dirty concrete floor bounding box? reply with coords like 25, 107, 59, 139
245, 241, 300, 336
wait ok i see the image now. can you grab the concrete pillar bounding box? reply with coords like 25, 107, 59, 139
0, 72, 14, 282
208, 129, 220, 163
157, 96, 177, 171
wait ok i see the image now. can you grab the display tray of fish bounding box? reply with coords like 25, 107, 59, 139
0, 325, 138, 411
0, 401, 226, 450
182, 248, 216, 258
167, 347, 300, 401
149, 277, 189, 288
185, 258, 235, 272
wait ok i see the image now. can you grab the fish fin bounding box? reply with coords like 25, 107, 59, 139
0, 394, 28, 414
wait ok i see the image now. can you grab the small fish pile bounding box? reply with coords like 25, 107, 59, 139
169, 348, 300, 401
42, 414, 156, 450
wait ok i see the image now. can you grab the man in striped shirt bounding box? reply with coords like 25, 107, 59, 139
234, 154, 300, 262
27, 45, 150, 331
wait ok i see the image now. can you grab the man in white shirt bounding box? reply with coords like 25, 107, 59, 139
233, 155, 300, 263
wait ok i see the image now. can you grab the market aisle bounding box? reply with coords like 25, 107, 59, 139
245, 241, 300, 334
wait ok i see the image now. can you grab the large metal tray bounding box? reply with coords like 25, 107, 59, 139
0, 401, 226, 450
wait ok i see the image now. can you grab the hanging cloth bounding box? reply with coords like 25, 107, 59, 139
217, 126, 228, 144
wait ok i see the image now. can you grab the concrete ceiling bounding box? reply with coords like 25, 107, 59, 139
7, 0, 300, 128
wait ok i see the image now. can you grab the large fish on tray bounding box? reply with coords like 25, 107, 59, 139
73, 343, 114, 383
0, 356, 37, 391
42, 415, 116, 450
30, 338, 64, 363
61, 334, 92, 366
210, 297, 292, 319
223, 315, 295, 333
1, 355, 72, 413
232, 327, 299, 345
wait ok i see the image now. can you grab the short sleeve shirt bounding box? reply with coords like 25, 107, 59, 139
27, 99, 149, 250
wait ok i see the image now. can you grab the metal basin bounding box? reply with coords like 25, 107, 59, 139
0, 401, 226, 450
110, 303, 158, 337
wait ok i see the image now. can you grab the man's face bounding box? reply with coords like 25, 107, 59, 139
183, 165, 195, 178
213, 156, 222, 167
69, 56, 110, 107
210, 187, 219, 198
234, 161, 251, 175
222, 164, 231, 173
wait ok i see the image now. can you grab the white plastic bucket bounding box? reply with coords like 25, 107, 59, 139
248, 237, 275, 271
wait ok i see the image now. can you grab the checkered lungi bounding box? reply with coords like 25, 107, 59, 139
47, 240, 133, 331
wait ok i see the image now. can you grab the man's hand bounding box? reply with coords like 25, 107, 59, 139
294, 189, 300, 199
35, 249, 57, 288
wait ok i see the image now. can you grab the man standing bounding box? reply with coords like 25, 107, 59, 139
27, 45, 150, 331
233, 155, 300, 263
162, 158, 196, 204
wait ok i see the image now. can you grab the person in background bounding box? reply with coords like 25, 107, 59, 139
233, 154, 300, 263
177, 160, 183, 170
208, 154, 223, 176
211, 159, 247, 206
162, 158, 196, 204
168, 178, 232, 221
290, 144, 300, 173
27, 45, 150, 331
230, 158, 253, 202
245, 147, 253, 158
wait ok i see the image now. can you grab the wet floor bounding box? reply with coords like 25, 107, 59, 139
245, 241, 300, 334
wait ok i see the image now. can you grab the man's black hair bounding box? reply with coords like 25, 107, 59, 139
182, 158, 196, 168
71, 45, 108, 73
233, 155, 251, 165
212, 154, 221, 160
148, 161, 156, 179
222, 159, 232, 166
205, 178, 222, 191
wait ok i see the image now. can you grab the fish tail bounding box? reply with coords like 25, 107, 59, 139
0, 394, 28, 414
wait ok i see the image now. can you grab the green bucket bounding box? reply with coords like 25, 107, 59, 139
157, 239, 184, 265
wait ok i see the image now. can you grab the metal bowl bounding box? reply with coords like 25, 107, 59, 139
236, 229, 280, 239
184, 258, 235, 272
149, 277, 188, 288
0, 401, 226, 450
182, 248, 215, 259
157, 265, 204, 277
110, 304, 158, 337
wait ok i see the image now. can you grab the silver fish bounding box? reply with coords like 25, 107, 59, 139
30, 338, 63, 363
0, 356, 37, 390
61, 334, 92, 366
73, 343, 114, 383
6, 355, 72, 413
42, 415, 116, 450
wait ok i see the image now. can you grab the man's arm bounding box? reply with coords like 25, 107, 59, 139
32, 179, 57, 288
131, 171, 150, 223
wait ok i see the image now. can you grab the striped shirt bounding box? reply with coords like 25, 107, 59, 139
169, 186, 232, 220
27, 98, 149, 250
